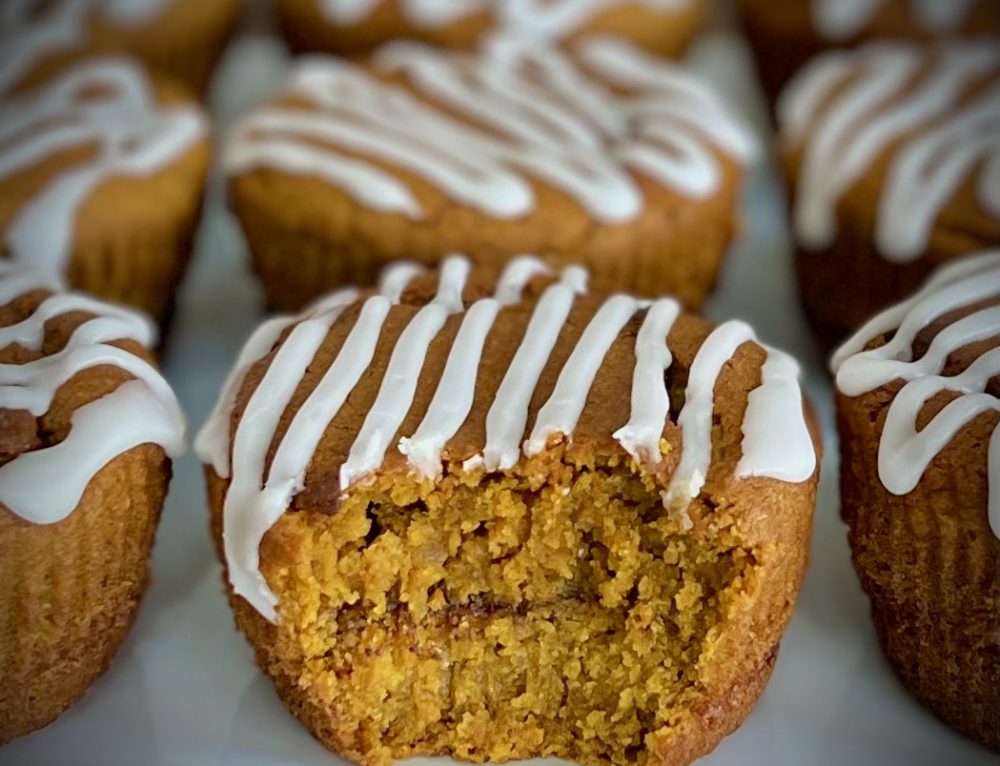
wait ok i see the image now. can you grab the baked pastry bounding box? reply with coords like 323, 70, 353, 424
737, 0, 999, 105
277, 0, 706, 59
197, 254, 819, 766
0, 0, 240, 96
0, 56, 210, 325
779, 41, 1000, 345
0, 262, 186, 743
226, 36, 757, 312
832, 249, 1000, 748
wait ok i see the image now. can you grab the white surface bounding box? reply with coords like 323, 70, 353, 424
4, 21, 996, 766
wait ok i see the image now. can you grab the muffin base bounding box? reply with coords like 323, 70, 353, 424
0, 445, 169, 744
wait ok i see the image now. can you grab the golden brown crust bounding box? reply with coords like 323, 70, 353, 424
736, 0, 1000, 105
0, 70, 211, 324
836, 312, 1000, 748
275, 0, 705, 59
0, 285, 173, 743
7, 0, 240, 96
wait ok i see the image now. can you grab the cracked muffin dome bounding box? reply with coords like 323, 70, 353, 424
0, 263, 186, 743
0, 56, 210, 325
224, 34, 757, 312
197, 254, 819, 766
276, 0, 707, 60
833, 249, 1000, 748
779, 40, 1000, 344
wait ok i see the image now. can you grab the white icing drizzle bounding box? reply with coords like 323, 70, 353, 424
0, 266, 185, 524
612, 298, 680, 464
524, 294, 638, 456
781, 42, 1000, 263
225, 35, 755, 224
202, 256, 814, 621
317, 0, 689, 38
0, 0, 174, 94
339, 255, 470, 488
832, 250, 1000, 538
0, 57, 207, 274
812, 0, 980, 42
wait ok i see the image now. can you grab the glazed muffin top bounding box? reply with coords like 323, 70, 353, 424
0, 56, 209, 279
196, 254, 818, 620
780, 41, 1000, 265
0, 0, 238, 93
226, 35, 757, 229
740, 0, 998, 45
832, 249, 1000, 536
0, 262, 186, 525
281, 0, 704, 54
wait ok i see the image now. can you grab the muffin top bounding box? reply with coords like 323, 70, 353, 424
780, 41, 1000, 263
302, 0, 699, 46
832, 249, 1000, 536
226, 35, 756, 227
0, 262, 186, 524
197, 254, 817, 619
0, 56, 208, 276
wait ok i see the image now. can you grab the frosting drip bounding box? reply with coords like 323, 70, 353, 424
780, 42, 1000, 263
196, 255, 814, 621
0, 264, 186, 524
0, 57, 207, 274
812, 0, 981, 42
226, 36, 755, 224
832, 249, 1000, 538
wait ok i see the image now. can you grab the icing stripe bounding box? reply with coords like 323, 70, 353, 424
226, 36, 754, 225
812, 0, 980, 41
0, 58, 206, 274
833, 249, 1000, 537
613, 298, 681, 464
339, 256, 470, 488
525, 294, 638, 455
0, 267, 185, 524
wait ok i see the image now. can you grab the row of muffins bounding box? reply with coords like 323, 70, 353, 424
1, 0, 999, 762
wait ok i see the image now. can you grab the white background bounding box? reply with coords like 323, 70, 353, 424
5, 5, 995, 766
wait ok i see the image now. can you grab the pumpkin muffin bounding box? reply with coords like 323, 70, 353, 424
832, 250, 1000, 749
226, 36, 757, 312
276, 0, 706, 59
0, 0, 240, 96
0, 56, 210, 325
736, 0, 999, 106
779, 40, 1000, 346
197, 254, 820, 766
0, 263, 186, 744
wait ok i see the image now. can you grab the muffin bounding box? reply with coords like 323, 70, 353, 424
277, 0, 706, 59
197, 254, 820, 766
0, 56, 211, 325
832, 249, 1000, 748
779, 40, 1000, 346
737, 0, 999, 105
0, 0, 240, 96
226, 36, 757, 312
0, 262, 186, 744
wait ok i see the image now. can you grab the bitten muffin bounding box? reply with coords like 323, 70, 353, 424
0, 56, 210, 325
779, 41, 1000, 346
736, 0, 999, 106
0, 263, 186, 744
277, 0, 706, 59
0, 0, 240, 96
197, 254, 819, 766
832, 250, 1000, 749
226, 36, 756, 312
